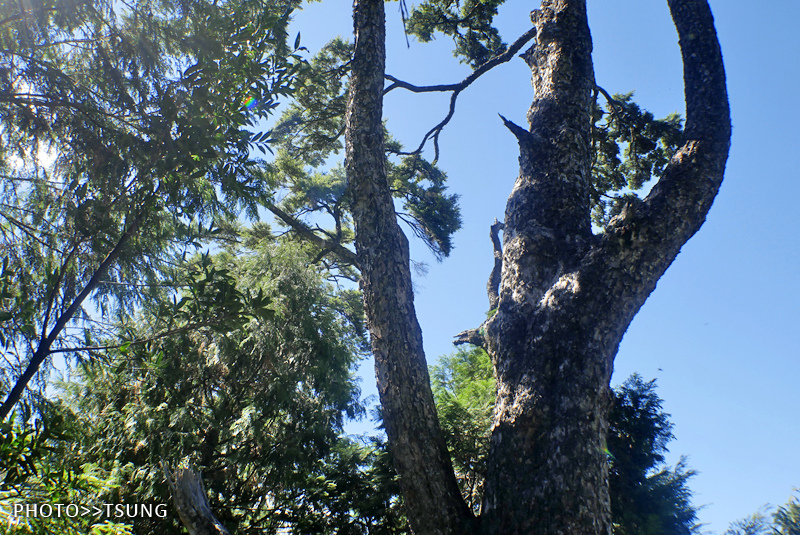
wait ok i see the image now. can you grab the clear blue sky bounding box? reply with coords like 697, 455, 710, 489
290, 1, 800, 532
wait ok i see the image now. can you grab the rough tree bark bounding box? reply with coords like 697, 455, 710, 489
163, 465, 230, 535
344, 0, 729, 533
344, 1, 474, 534
481, 1, 730, 534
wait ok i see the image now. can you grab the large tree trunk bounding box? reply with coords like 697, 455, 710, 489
481, 1, 730, 534
344, 1, 474, 533
344, 0, 729, 533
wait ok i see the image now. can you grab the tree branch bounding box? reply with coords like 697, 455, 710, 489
384, 26, 537, 161
40, 244, 77, 339
0, 211, 145, 421
46, 320, 227, 355
454, 220, 504, 349
384, 27, 537, 96
604, 0, 730, 259
595, 84, 624, 116
580, 0, 731, 365
263, 200, 359, 268
453, 327, 486, 348
499, 114, 536, 146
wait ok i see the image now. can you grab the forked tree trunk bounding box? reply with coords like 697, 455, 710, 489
482, 1, 729, 533
344, 0, 730, 533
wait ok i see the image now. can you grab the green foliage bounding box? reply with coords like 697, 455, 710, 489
0, 0, 305, 413
389, 155, 462, 260
725, 492, 800, 535
430, 352, 700, 533
405, 0, 507, 68
607, 374, 673, 485
0, 416, 59, 488
269, 436, 408, 534
590, 92, 684, 227
266, 39, 463, 265
59, 241, 367, 534
0, 259, 37, 384
0, 410, 133, 535
270, 37, 352, 166
775, 494, 800, 535
608, 374, 699, 535
430, 347, 493, 513
725, 509, 774, 535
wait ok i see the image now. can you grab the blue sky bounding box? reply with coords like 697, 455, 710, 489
290, 1, 800, 532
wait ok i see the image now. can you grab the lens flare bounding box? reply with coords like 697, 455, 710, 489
244, 96, 257, 110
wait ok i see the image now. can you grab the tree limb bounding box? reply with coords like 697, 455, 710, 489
384, 27, 537, 161
454, 218, 504, 349
384, 27, 537, 96
453, 327, 486, 348
0, 211, 145, 421
46, 319, 228, 355
499, 114, 536, 146
595, 84, 624, 116
603, 0, 730, 266
263, 199, 359, 268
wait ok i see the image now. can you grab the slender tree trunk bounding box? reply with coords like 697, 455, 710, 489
344, 0, 473, 533
480, 1, 730, 534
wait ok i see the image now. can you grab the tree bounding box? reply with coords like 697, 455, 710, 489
725, 492, 800, 535
430, 348, 700, 535
0, 0, 305, 420
608, 375, 699, 535
0, 410, 134, 534
774, 494, 800, 535
342, 0, 730, 533
0, 0, 731, 532
57, 240, 367, 534
429, 348, 494, 516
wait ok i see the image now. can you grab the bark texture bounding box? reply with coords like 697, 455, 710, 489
344, 0, 728, 533
487, 220, 505, 311
344, 0, 473, 533
164, 465, 230, 535
480, 1, 730, 534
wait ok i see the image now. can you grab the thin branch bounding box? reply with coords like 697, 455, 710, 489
384, 26, 537, 161
41, 243, 78, 338
384, 75, 462, 94
48, 319, 225, 355
98, 280, 182, 288
0, 212, 61, 251
389, 26, 537, 95
0, 93, 134, 126
595, 85, 624, 116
